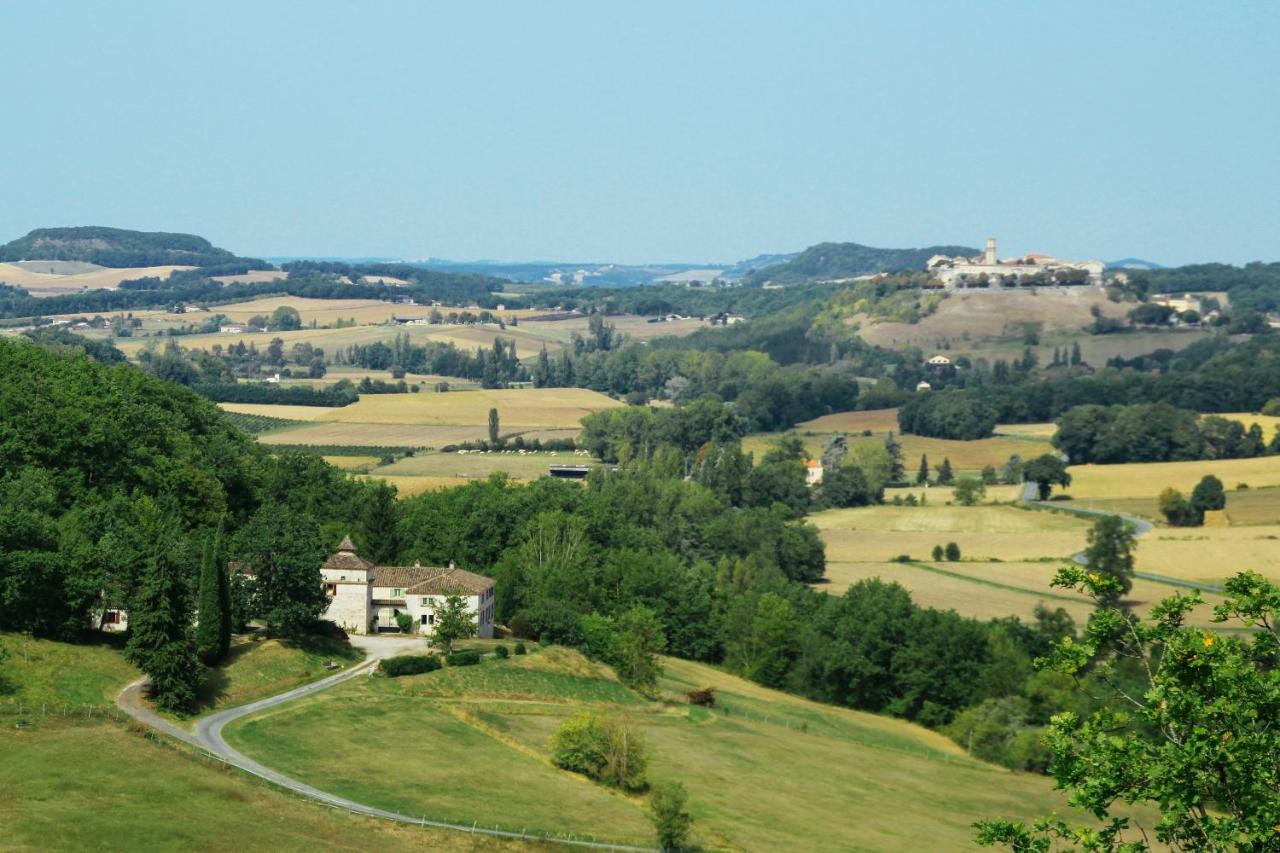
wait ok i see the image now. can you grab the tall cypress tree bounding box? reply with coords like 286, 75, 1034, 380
916, 454, 930, 485
937, 457, 954, 485
216, 535, 232, 660
127, 547, 201, 713
196, 533, 222, 665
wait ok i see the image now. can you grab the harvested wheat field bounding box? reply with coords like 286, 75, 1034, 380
799, 408, 901, 433
217, 402, 337, 421
315, 387, 621, 430
813, 504, 1091, 563
883, 484, 1022, 504
0, 262, 192, 296
1136, 525, 1280, 586
1066, 456, 1280, 499
256, 423, 488, 448
819, 557, 1228, 626
373, 449, 594, 481
112, 321, 569, 361
995, 422, 1057, 439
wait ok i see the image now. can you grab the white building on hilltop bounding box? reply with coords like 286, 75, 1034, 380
319, 536, 495, 638
926, 237, 1104, 289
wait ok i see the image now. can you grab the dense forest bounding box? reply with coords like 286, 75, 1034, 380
899, 335, 1280, 439
0, 226, 260, 268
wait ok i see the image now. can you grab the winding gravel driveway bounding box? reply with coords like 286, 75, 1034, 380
117, 636, 653, 851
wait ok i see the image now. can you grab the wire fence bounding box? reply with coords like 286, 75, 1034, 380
0, 701, 129, 722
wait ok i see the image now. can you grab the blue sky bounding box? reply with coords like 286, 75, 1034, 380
2, 1, 1277, 265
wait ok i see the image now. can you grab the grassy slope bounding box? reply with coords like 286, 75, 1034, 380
0, 718, 544, 853
226, 647, 1081, 852
0, 631, 363, 720
0, 635, 547, 851
0, 633, 138, 706
182, 634, 365, 719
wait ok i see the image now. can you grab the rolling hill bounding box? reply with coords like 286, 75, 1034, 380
743, 240, 978, 286
0, 226, 256, 268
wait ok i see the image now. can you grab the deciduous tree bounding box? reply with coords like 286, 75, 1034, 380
977, 569, 1280, 851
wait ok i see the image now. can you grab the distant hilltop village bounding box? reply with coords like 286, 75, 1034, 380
925, 238, 1104, 289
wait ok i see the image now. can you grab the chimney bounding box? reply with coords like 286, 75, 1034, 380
985, 237, 997, 266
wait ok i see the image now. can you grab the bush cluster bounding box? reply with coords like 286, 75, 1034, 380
446, 650, 482, 667
379, 655, 442, 677
550, 712, 648, 792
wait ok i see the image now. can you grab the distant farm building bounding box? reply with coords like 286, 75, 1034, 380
549, 465, 593, 480
804, 459, 824, 486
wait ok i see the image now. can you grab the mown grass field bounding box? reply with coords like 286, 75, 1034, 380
226, 646, 1083, 852
812, 504, 1091, 563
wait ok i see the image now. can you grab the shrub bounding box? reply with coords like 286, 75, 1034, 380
494, 645, 510, 659
649, 781, 694, 852
446, 650, 482, 667
891, 554, 911, 563
944, 542, 961, 561
395, 612, 413, 634
686, 687, 716, 707
550, 712, 648, 792
514, 642, 527, 655
931, 544, 944, 561
379, 655, 441, 677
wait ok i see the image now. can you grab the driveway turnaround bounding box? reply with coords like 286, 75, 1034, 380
117, 637, 653, 852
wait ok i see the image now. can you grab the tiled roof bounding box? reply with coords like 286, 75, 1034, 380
371, 565, 494, 596
323, 551, 374, 573
323, 537, 495, 596
406, 568, 494, 596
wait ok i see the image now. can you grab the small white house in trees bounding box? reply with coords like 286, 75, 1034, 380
319, 536, 495, 638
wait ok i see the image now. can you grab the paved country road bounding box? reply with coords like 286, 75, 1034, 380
1018, 482, 1221, 594
117, 636, 653, 852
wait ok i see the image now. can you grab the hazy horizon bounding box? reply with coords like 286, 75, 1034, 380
3, 1, 1277, 267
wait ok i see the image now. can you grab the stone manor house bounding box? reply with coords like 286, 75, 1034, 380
320, 536, 496, 638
